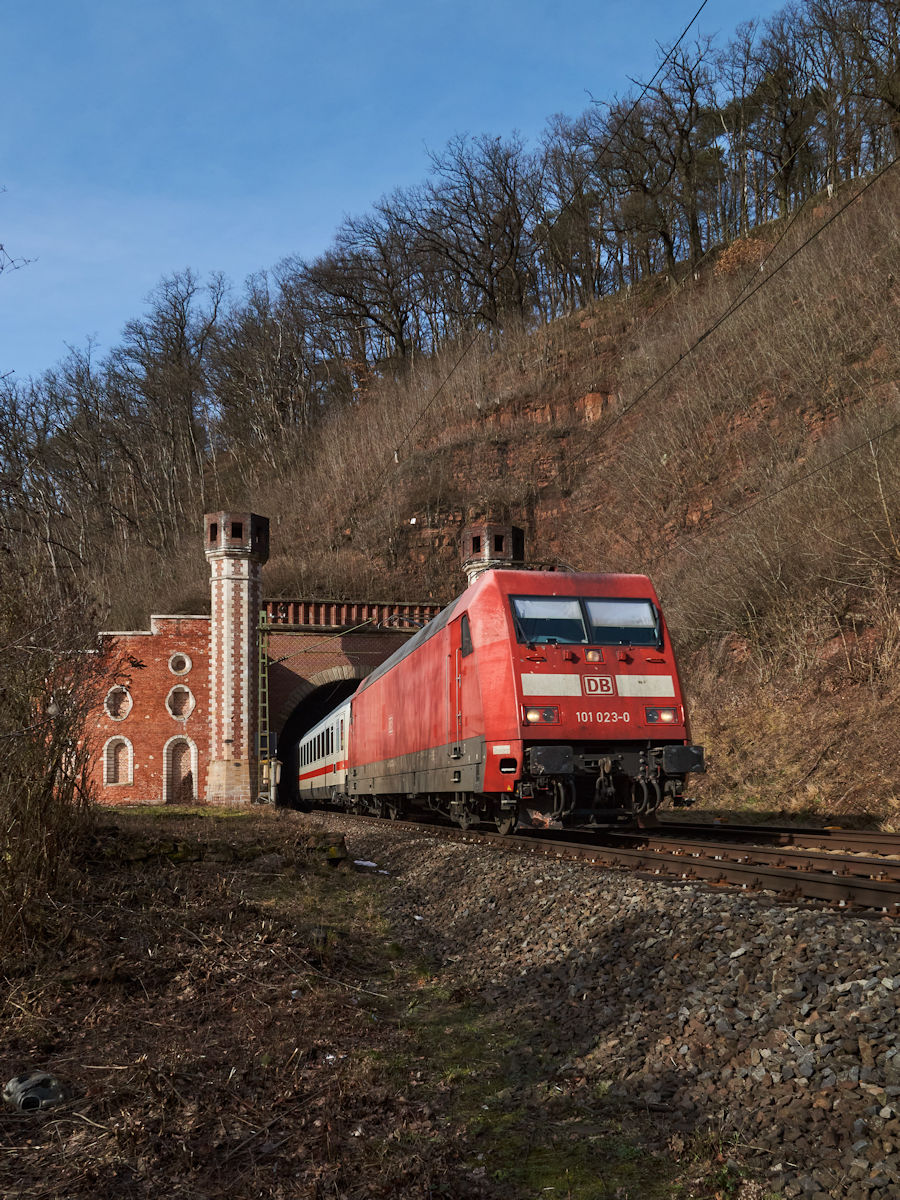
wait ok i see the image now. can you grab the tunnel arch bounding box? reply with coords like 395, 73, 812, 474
274, 667, 368, 806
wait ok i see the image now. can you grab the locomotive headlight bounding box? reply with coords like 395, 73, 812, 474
522, 705, 560, 724
585, 650, 602, 662
645, 707, 678, 724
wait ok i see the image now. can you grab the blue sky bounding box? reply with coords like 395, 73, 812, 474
1, 0, 786, 380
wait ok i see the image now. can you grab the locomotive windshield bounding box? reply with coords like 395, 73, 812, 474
511, 596, 660, 647
511, 597, 587, 643
584, 598, 659, 647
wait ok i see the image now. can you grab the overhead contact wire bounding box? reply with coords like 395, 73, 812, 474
381, 0, 711, 475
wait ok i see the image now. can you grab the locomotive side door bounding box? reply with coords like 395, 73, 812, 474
447, 618, 463, 758
447, 613, 478, 760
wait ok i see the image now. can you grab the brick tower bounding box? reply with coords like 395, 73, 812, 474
204, 512, 270, 803
460, 521, 525, 586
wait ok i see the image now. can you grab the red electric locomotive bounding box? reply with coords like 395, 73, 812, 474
343, 567, 703, 830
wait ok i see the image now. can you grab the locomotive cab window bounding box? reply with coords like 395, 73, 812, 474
585, 598, 661, 648
510, 597, 587, 644
460, 614, 473, 657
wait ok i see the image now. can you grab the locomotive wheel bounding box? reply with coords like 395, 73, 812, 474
495, 814, 516, 836
383, 799, 401, 821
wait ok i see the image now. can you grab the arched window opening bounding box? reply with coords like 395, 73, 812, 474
166, 686, 195, 720
104, 737, 133, 785
165, 738, 196, 805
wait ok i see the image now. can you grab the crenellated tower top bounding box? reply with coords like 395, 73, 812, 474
204, 512, 270, 563
461, 521, 526, 586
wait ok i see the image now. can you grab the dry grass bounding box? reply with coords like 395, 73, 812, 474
1, 808, 721, 1200
1, 809, 483, 1199
0, 583, 102, 958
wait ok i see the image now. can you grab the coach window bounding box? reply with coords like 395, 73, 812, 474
461, 614, 473, 657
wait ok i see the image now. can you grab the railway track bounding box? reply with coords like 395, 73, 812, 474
324, 811, 900, 912
658, 818, 900, 856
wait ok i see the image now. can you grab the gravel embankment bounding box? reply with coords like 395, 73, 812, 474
315, 815, 900, 1200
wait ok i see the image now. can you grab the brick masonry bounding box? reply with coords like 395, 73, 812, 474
87, 514, 441, 807
266, 630, 415, 730
88, 616, 211, 806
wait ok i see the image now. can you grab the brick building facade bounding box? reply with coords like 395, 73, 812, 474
87, 512, 441, 806
89, 615, 211, 805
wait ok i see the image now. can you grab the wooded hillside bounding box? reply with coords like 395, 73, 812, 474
1, 0, 899, 943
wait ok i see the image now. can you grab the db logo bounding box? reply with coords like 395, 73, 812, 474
583, 676, 614, 696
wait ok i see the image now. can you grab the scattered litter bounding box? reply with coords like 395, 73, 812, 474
354, 860, 378, 868
3, 1072, 67, 1111
413, 915, 424, 921
378, 869, 390, 874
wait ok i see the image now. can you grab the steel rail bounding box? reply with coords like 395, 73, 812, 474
658, 820, 900, 856
600, 832, 900, 880
323, 811, 900, 911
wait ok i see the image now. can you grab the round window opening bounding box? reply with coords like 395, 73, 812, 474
167, 686, 195, 720
105, 686, 133, 721
169, 653, 192, 676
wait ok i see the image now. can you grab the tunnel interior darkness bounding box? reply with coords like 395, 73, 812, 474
275, 679, 359, 806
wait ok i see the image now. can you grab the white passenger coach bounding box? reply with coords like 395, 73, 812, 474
296, 699, 351, 804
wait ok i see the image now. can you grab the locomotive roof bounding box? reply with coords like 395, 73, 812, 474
355, 594, 461, 696
354, 568, 658, 696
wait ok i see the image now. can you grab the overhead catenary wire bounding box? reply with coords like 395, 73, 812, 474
540, 154, 899, 500
340, 3, 898, 599
648, 420, 900, 577
384, 0, 712, 470
375, 4, 892, 527
593, 53, 890, 381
